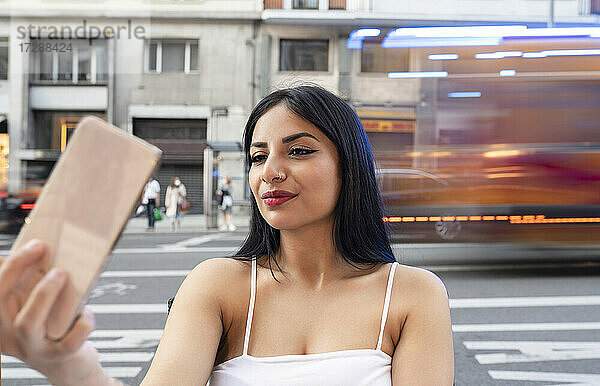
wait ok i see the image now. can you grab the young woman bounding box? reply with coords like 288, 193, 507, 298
217, 175, 236, 231
165, 176, 187, 231
0, 85, 454, 385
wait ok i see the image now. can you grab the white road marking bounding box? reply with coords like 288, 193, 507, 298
79, 296, 600, 315
454, 322, 600, 332
111, 246, 236, 254
489, 370, 600, 383
465, 341, 600, 364
89, 329, 163, 349
425, 262, 600, 272
100, 270, 190, 278
0, 247, 236, 255
1, 330, 161, 382
0, 366, 142, 379
3, 352, 154, 364
90, 282, 137, 299
450, 295, 600, 308
88, 304, 167, 314
391, 243, 511, 249
98, 265, 600, 277
158, 234, 226, 249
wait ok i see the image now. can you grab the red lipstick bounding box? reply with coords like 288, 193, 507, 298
261, 190, 298, 207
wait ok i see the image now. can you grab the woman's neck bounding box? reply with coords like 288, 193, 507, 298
274, 221, 351, 291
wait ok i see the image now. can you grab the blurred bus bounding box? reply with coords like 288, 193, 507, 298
371, 36, 600, 243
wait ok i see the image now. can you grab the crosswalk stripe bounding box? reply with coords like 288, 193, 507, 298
0, 247, 236, 256
101, 270, 190, 277
83, 296, 600, 315
450, 295, 600, 308
2, 352, 154, 364
158, 234, 226, 249
1, 366, 142, 380
88, 304, 167, 313
425, 261, 600, 272
112, 247, 236, 254
89, 329, 163, 349
489, 370, 600, 382
90, 329, 163, 337
453, 322, 600, 332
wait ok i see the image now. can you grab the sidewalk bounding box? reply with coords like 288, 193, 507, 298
123, 213, 251, 234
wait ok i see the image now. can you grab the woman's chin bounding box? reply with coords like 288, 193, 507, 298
262, 216, 303, 231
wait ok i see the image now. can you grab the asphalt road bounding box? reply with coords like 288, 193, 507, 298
1, 232, 600, 385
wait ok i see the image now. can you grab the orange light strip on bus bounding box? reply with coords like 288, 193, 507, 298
20, 204, 35, 210
382, 215, 600, 224
510, 217, 600, 224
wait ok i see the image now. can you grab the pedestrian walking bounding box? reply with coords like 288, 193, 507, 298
0, 85, 454, 385
165, 176, 187, 232
142, 176, 160, 231
217, 175, 236, 231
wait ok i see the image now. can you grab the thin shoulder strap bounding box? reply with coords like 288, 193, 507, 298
242, 258, 257, 355
377, 262, 399, 351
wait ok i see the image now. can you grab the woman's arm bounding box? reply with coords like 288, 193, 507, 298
391, 268, 454, 385
141, 258, 225, 385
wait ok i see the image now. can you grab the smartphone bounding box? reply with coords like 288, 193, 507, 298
10, 116, 162, 340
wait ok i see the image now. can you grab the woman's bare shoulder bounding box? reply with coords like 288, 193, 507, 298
182, 257, 252, 302
389, 263, 450, 320
189, 257, 251, 276
394, 263, 448, 292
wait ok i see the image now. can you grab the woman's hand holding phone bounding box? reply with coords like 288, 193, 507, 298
0, 239, 115, 386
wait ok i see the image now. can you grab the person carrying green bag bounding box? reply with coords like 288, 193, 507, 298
153, 207, 162, 222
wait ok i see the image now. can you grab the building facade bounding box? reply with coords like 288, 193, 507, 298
1, 0, 599, 217
1, 0, 261, 214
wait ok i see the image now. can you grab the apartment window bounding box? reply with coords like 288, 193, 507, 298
31, 39, 108, 84
264, 0, 283, 9
0, 38, 7, 80
292, 0, 318, 9
328, 0, 346, 9
361, 41, 410, 73
280, 39, 328, 71
146, 39, 199, 73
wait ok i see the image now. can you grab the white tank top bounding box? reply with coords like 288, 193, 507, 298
209, 260, 399, 386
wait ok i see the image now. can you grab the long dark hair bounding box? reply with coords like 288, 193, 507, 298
231, 85, 396, 279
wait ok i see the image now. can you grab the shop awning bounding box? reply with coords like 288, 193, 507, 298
206, 141, 243, 152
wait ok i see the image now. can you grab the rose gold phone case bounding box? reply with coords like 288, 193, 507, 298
10, 116, 162, 340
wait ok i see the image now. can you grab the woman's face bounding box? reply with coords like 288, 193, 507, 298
249, 103, 342, 230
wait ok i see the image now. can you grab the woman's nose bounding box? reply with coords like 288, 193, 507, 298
261, 155, 286, 183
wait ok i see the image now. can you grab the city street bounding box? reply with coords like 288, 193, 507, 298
1, 230, 599, 385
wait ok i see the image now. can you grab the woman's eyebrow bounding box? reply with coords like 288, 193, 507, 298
250, 132, 320, 148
